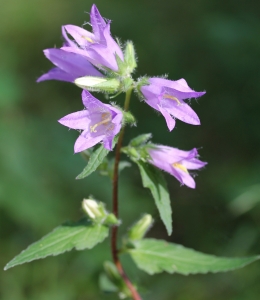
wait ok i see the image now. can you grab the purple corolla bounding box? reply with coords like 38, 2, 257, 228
37, 48, 103, 83
148, 145, 207, 188
59, 90, 123, 153
61, 4, 123, 71
141, 78, 206, 131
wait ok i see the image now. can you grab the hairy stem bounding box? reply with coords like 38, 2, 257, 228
111, 89, 141, 300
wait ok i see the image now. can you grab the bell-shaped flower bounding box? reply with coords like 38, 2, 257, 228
61, 4, 123, 71
148, 145, 207, 188
37, 48, 103, 83
141, 78, 206, 131
58, 90, 123, 152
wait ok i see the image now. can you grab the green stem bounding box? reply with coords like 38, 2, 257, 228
111, 88, 142, 300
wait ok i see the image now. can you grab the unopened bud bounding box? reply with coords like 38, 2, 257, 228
75, 76, 120, 93
124, 41, 137, 74
103, 261, 132, 298
130, 133, 152, 147
82, 199, 120, 226
128, 214, 153, 241
104, 261, 121, 284
82, 199, 104, 220
123, 111, 136, 125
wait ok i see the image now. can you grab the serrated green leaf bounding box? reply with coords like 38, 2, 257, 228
128, 238, 260, 275
136, 161, 172, 235
76, 144, 110, 179
4, 219, 109, 270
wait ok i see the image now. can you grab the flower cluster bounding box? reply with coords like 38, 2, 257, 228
38, 4, 206, 188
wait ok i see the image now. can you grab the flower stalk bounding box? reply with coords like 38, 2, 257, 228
111, 88, 142, 300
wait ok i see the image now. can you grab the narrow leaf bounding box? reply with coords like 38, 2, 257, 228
128, 238, 260, 275
4, 219, 109, 270
77, 144, 110, 179
136, 161, 172, 235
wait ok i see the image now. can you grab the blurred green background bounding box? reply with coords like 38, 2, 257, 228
1, 0, 260, 299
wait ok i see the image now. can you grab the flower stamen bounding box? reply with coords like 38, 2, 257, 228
82, 36, 94, 43
90, 112, 111, 132
164, 94, 181, 105
173, 162, 188, 173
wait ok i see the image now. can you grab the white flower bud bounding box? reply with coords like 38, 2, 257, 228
82, 199, 103, 219
75, 76, 120, 93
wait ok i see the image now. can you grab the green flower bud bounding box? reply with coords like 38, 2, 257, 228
124, 41, 137, 74
130, 133, 152, 147
104, 261, 122, 284
123, 111, 136, 125
128, 214, 153, 241
103, 261, 132, 298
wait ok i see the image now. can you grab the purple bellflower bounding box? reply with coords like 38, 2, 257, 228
37, 48, 103, 83
58, 90, 123, 153
61, 4, 124, 71
141, 78, 206, 131
148, 145, 207, 188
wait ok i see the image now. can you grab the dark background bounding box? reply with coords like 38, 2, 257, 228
1, 0, 260, 299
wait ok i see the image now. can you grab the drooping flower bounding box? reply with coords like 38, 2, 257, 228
140, 78, 206, 131
37, 49, 103, 83
61, 4, 124, 71
148, 145, 207, 188
58, 90, 123, 152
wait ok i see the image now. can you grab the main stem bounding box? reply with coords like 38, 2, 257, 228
111, 89, 142, 300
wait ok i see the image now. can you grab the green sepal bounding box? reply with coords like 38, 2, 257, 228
135, 76, 150, 98
123, 111, 136, 125
121, 77, 134, 92
4, 218, 109, 270
115, 45, 136, 78
121, 145, 150, 162
127, 238, 260, 275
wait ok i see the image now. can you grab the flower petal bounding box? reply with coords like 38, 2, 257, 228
150, 78, 206, 98
173, 168, 196, 188
182, 158, 207, 170
62, 26, 77, 47
63, 25, 95, 47
90, 4, 107, 42
58, 110, 90, 130
43, 49, 102, 78
163, 100, 200, 125
103, 136, 113, 150
81, 90, 105, 110
74, 131, 104, 153
165, 86, 205, 101
157, 106, 176, 131
37, 67, 75, 83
